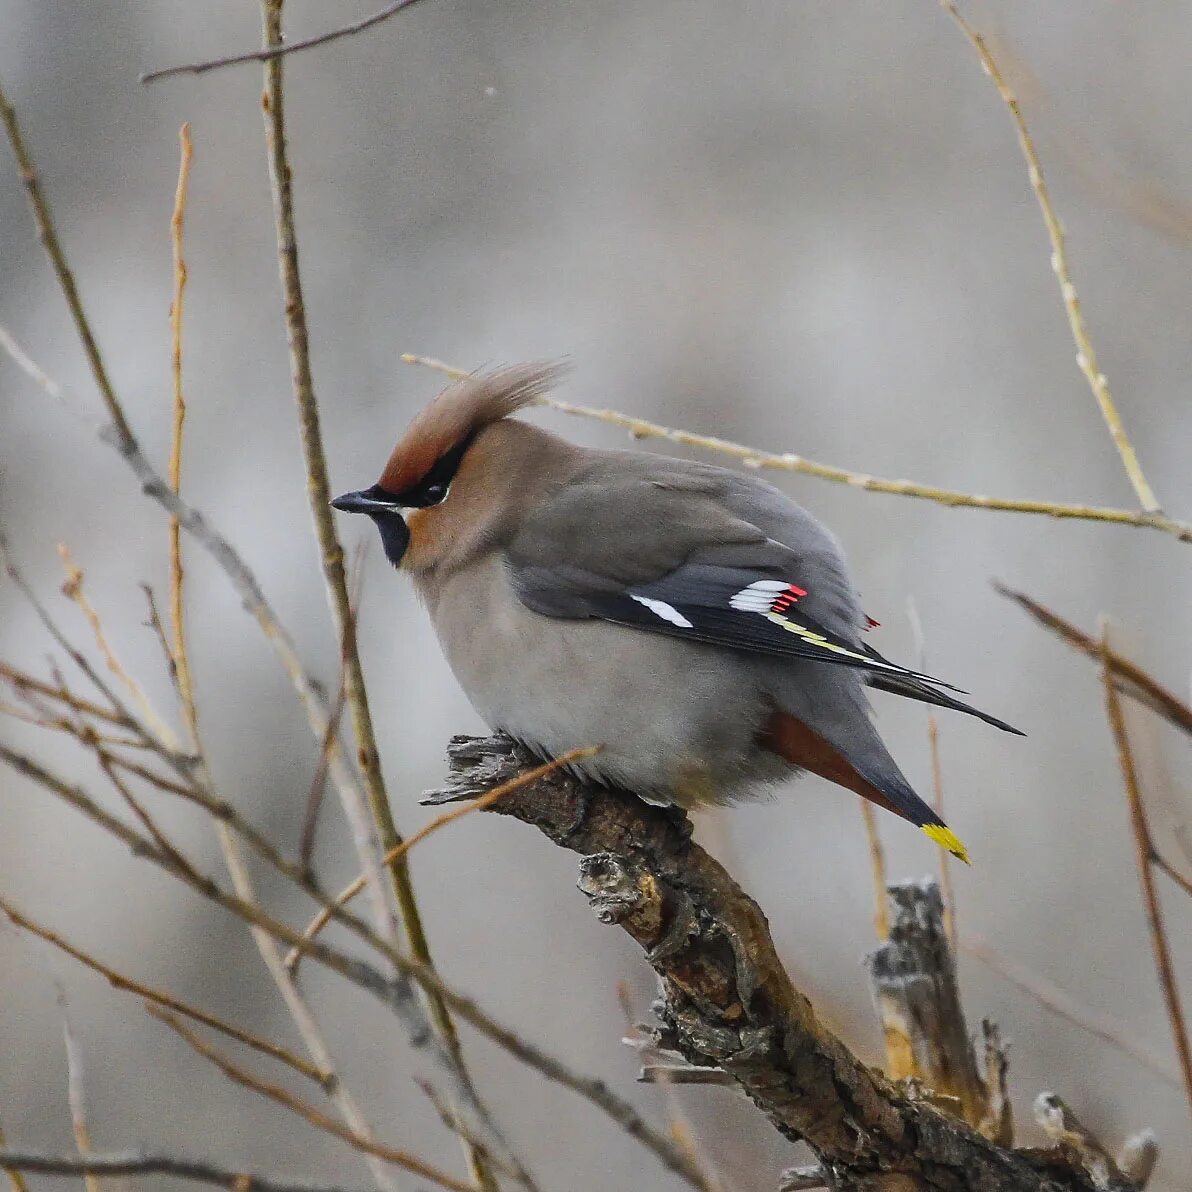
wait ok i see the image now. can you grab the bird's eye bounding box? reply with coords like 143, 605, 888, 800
423, 483, 448, 505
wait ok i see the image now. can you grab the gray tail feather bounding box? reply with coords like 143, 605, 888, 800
868, 673, 1024, 736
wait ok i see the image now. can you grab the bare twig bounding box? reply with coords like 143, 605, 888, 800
0, 86, 134, 448
57, 989, 104, 1192
1101, 623, 1192, 1122
0, 739, 668, 1186
288, 746, 599, 970
908, 601, 956, 949
0, 661, 126, 727
1152, 851, 1192, 901
141, 0, 430, 84
168, 122, 200, 748
0, 74, 401, 998
0, 1118, 29, 1192
0, 896, 332, 1090
299, 549, 364, 876
0, 1151, 373, 1192
857, 800, 889, 941
940, 2, 1161, 514
638, 1066, 734, 1088
402, 354, 1191, 543
998, 585, 1192, 737
965, 933, 1182, 1089
56, 543, 178, 748
147, 1008, 472, 1192
256, 11, 494, 1186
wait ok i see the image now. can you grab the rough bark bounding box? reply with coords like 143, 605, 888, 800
426, 734, 1137, 1192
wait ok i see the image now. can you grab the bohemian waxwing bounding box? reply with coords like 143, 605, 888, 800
332, 364, 1021, 862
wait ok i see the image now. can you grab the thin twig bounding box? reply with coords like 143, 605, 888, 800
147, 1007, 474, 1192
964, 933, 1182, 1089
857, 800, 888, 941
414, 1081, 538, 1192
0, 87, 134, 448
299, 549, 365, 876
908, 600, 955, 949
401, 355, 1191, 543
0, 1121, 29, 1192
638, 1066, 734, 1088
168, 122, 200, 749
940, 1, 1161, 514
997, 584, 1192, 737
57, 988, 104, 1192
0, 896, 332, 1090
1100, 622, 1192, 1121
288, 747, 599, 971
0, 741, 659, 1187
57, 543, 179, 748
256, 11, 495, 1188
0, 1151, 372, 1192
0, 661, 126, 727
0, 87, 401, 982
1153, 851, 1192, 901
140, 0, 430, 84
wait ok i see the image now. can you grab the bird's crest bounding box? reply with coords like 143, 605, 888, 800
379, 362, 565, 495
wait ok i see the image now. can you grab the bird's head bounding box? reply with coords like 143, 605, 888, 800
332, 362, 565, 568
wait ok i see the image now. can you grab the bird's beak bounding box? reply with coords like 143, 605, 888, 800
330, 489, 400, 515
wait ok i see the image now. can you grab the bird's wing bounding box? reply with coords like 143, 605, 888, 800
507, 462, 955, 686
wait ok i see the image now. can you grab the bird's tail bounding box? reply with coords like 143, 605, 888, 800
761, 709, 970, 862
866, 671, 1024, 736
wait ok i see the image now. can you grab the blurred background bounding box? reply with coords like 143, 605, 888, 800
1, 1, 1189, 1188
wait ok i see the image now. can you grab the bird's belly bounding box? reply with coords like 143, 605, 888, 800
421, 558, 783, 805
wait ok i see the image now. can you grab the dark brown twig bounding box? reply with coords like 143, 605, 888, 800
997, 584, 1192, 737
0, 1151, 371, 1192
1101, 623, 1192, 1123
140, 0, 430, 84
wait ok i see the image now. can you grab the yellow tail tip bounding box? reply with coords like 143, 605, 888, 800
921, 823, 971, 865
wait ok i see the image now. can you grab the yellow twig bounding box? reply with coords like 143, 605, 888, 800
401, 355, 1190, 543
287, 746, 599, 972
168, 123, 199, 748
857, 800, 888, 942
1100, 622, 1192, 1122
941, 2, 1161, 514
55, 544, 178, 748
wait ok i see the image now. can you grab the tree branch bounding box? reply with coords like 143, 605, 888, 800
426, 734, 1143, 1191
255, 7, 497, 1186
0, 1150, 376, 1192
401, 355, 1192, 544
140, 0, 430, 85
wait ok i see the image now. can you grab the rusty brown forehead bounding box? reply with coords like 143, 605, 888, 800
375, 363, 563, 494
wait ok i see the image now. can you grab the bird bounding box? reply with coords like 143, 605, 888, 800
332, 363, 1022, 862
